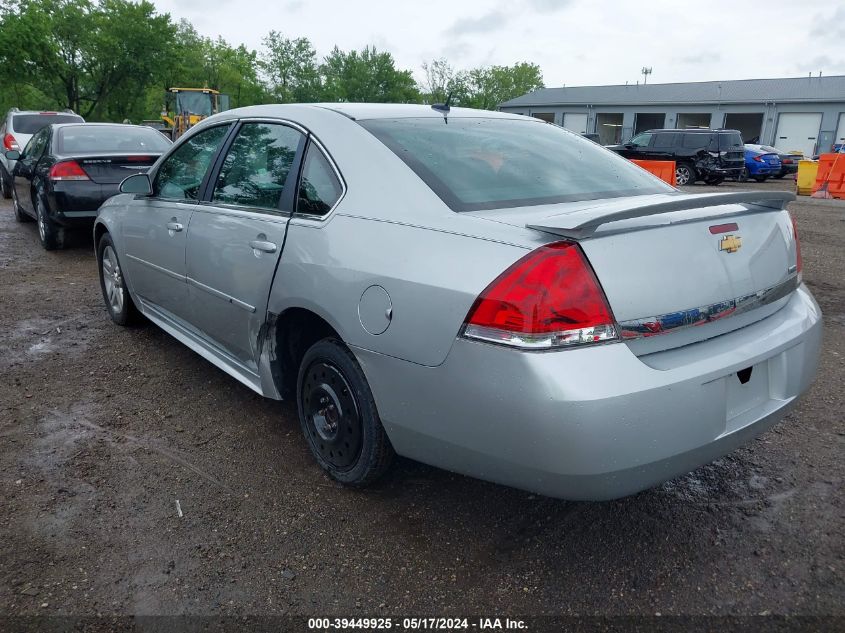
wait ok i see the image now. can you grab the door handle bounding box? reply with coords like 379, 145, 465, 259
166, 221, 183, 232
249, 240, 277, 253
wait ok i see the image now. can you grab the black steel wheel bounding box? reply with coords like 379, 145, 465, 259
297, 338, 394, 486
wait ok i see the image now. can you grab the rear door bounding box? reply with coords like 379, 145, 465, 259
120, 123, 231, 319
184, 120, 306, 370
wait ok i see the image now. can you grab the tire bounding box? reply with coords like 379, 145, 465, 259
12, 188, 32, 222
753, 176, 768, 183
297, 338, 394, 486
97, 232, 140, 325
704, 176, 724, 185
773, 174, 785, 180
0, 167, 11, 199
675, 163, 695, 186
738, 167, 750, 182
36, 195, 63, 250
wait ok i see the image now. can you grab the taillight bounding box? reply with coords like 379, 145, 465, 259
752, 155, 763, 162
49, 160, 89, 181
3, 133, 19, 151
462, 242, 618, 349
790, 215, 802, 282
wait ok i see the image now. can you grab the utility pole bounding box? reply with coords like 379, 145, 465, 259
641, 67, 652, 85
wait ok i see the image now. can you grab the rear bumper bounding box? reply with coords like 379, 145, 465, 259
702, 166, 744, 178
48, 182, 119, 226
356, 286, 822, 500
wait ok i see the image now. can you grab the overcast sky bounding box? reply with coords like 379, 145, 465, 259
152, 0, 844, 88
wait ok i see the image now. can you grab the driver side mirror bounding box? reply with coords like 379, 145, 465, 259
4, 150, 20, 160
119, 173, 152, 196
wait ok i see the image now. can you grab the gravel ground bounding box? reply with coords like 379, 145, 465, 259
0, 180, 843, 624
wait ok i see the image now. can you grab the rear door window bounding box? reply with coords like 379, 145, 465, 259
12, 114, 83, 134
718, 132, 744, 149
153, 124, 230, 200
652, 133, 677, 148
296, 144, 343, 217
211, 122, 303, 211
681, 134, 710, 149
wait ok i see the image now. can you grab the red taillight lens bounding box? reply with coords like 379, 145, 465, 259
752, 155, 763, 162
3, 133, 20, 151
790, 215, 802, 281
49, 160, 89, 181
462, 242, 618, 349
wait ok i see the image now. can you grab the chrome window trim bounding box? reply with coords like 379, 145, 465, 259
617, 274, 800, 339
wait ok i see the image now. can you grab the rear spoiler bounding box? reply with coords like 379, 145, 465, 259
526, 191, 795, 239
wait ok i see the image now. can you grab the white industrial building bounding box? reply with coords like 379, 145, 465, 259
499, 75, 845, 157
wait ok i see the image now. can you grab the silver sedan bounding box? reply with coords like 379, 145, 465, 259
94, 104, 822, 500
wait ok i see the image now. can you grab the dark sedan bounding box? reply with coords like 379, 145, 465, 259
6, 123, 171, 249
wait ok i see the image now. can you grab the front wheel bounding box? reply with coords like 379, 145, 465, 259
297, 338, 394, 486
675, 163, 695, 186
12, 188, 32, 222
97, 233, 140, 325
0, 169, 11, 199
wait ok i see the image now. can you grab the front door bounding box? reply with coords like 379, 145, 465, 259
13, 127, 49, 216
121, 123, 231, 319
185, 121, 306, 370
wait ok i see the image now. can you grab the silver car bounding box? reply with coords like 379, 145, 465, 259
94, 104, 822, 500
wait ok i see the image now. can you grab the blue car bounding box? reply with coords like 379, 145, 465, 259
743, 144, 781, 182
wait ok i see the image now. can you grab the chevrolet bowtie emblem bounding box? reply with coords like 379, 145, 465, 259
719, 235, 742, 253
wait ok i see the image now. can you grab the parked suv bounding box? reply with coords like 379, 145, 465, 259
608, 129, 745, 186
1, 109, 84, 199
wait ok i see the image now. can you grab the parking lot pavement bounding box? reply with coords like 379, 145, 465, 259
0, 180, 842, 619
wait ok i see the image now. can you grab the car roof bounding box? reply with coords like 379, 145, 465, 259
50, 122, 155, 130
644, 128, 740, 134
212, 102, 529, 122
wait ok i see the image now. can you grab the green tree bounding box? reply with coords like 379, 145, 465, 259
0, 0, 176, 120
260, 32, 320, 103
459, 62, 544, 110
321, 46, 419, 103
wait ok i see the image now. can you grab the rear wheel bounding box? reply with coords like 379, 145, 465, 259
97, 233, 140, 325
773, 174, 785, 179
753, 176, 769, 183
675, 163, 695, 186
297, 338, 394, 486
738, 167, 750, 182
36, 196, 62, 250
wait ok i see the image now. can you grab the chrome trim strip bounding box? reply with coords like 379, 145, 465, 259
125, 253, 184, 282
187, 276, 255, 313
617, 275, 799, 339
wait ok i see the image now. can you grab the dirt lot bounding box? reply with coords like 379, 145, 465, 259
0, 180, 843, 624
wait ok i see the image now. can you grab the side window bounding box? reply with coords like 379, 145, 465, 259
212, 122, 303, 210
630, 133, 652, 147
653, 133, 677, 148
682, 134, 708, 149
296, 144, 343, 217
23, 128, 49, 160
153, 124, 230, 200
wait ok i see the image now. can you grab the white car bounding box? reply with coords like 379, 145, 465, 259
0, 108, 84, 199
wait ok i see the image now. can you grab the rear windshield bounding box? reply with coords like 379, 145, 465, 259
12, 113, 83, 134
359, 117, 671, 211
57, 126, 171, 154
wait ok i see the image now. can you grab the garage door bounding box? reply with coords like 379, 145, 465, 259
835, 113, 845, 150
774, 113, 822, 157
562, 113, 588, 134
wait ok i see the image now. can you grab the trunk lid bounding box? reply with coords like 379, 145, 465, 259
474, 191, 799, 355
74, 154, 160, 184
